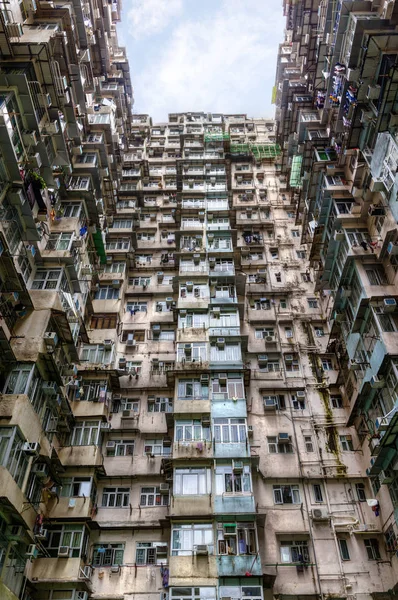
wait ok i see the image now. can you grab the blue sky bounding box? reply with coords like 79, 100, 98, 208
118, 0, 285, 122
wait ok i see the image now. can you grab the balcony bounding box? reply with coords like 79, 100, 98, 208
214, 442, 250, 459
57, 445, 103, 468
69, 400, 109, 419
174, 398, 211, 416
217, 554, 262, 577
172, 440, 213, 460
214, 493, 255, 515
45, 496, 94, 520
29, 557, 86, 584
169, 555, 217, 583
170, 494, 213, 517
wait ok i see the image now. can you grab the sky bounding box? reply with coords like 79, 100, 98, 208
118, 0, 285, 123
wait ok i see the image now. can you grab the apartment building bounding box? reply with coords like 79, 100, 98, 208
1, 0, 398, 600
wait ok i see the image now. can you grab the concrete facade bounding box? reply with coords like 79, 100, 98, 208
0, 1, 398, 600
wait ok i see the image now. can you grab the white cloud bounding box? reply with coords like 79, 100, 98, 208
128, 0, 183, 39
130, 0, 284, 121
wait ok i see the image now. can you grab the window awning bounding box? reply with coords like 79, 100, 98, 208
290, 155, 303, 187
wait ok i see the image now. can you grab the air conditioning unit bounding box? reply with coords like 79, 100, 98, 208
38, 93, 52, 107
285, 354, 294, 362
265, 335, 274, 342
278, 432, 290, 443
22, 442, 40, 456
111, 565, 120, 573
103, 339, 113, 350
160, 483, 170, 494
118, 358, 127, 369
186, 281, 193, 291
370, 375, 385, 389
258, 355, 269, 367
106, 441, 116, 449
233, 460, 244, 473
100, 422, 110, 430
35, 527, 48, 540
296, 390, 306, 399
26, 544, 39, 559
22, 130, 38, 146
45, 121, 60, 135
126, 334, 136, 347
42, 381, 59, 396
44, 332, 58, 348
312, 508, 329, 521
122, 410, 131, 418
367, 85, 381, 100
30, 152, 42, 168
248, 425, 254, 437
112, 279, 121, 288
334, 231, 345, 241
45, 417, 58, 433
379, 469, 394, 484
349, 359, 362, 371
6, 525, 24, 540
384, 298, 397, 311
58, 546, 70, 557
196, 544, 208, 555
81, 264, 93, 275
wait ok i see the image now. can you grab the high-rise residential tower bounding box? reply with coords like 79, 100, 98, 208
1, 2, 398, 600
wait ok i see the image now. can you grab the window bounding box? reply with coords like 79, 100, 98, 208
285, 355, 299, 371
339, 539, 350, 560
43, 525, 86, 558
90, 314, 117, 329
177, 342, 208, 363
106, 238, 130, 251
136, 542, 168, 565
93, 543, 124, 566
101, 487, 130, 507
313, 484, 323, 503
280, 298, 287, 309
94, 286, 119, 300
140, 486, 169, 506
308, 298, 318, 309
178, 378, 208, 400
31, 268, 65, 290
60, 477, 93, 498
263, 394, 285, 409
170, 589, 217, 600
175, 419, 210, 442
255, 327, 275, 340
61, 202, 82, 218
0, 427, 29, 488
45, 232, 73, 251
296, 250, 306, 259
340, 435, 354, 451
126, 302, 147, 314
217, 522, 257, 555
103, 262, 126, 274
214, 418, 246, 443
291, 230, 300, 238
275, 272, 282, 283
385, 525, 397, 552
172, 523, 214, 556
17, 255, 32, 283
374, 306, 396, 332
284, 327, 293, 338
330, 395, 343, 408
144, 439, 171, 456
174, 468, 211, 495
273, 485, 301, 504
364, 538, 381, 560
365, 265, 388, 286
129, 276, 151, 286
210, 342, 241, 362
301, 272, 311, 282
267, 436, 293, 453
259, 359, 280, 372
80, 344, 113, 364
356, 483, 366, 502
305, 436, 314, 452
280, 540, 309, 563
70, 421, 101, 446
270, 248, 279, 259
215, 464, 252, 494
106, 439, 134, 457
148, 397, 172, 412
113, 219, 132, 229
